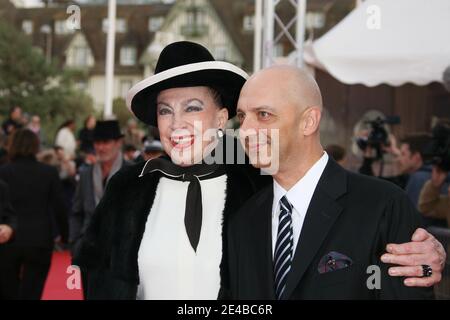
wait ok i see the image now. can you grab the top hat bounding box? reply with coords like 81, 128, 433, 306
126, 41, 248, 126
93, 120, 124, 141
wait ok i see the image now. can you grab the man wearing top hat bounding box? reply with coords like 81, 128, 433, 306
69, 120, 130, 256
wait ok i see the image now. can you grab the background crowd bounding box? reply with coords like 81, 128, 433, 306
0, 104, 449, 300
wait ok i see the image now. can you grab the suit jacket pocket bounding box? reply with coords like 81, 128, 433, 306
315, 264, 354, 288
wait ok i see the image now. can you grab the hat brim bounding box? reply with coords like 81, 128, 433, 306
126, 61, 248, 126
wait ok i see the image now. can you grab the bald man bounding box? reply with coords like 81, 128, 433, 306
222, 66, 441, 300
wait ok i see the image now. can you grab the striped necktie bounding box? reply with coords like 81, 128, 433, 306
274, 195, 294, 300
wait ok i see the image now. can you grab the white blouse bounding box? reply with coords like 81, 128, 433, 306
137, 175, 227, 300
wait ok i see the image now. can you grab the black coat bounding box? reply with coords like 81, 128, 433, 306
0, 179, 16, 232
223, 158, 434, 300
0, 157, 68, 247
73, 160, 267, 299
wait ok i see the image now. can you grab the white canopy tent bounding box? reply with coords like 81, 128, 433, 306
303, 0, 450, 87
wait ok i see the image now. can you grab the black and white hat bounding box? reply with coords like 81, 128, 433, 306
126, 41, 248, 126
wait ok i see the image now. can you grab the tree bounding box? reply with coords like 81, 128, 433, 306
0, 21, 94, 144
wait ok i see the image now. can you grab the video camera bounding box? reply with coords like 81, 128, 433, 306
424, 123, 450, 172
356, 116, 400, 160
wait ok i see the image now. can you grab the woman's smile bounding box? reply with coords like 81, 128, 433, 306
170, 135, 195, 149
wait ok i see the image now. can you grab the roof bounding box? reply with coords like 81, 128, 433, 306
14, 3, 173, 74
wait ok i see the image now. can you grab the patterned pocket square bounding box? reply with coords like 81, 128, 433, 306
318, 251, 353, 274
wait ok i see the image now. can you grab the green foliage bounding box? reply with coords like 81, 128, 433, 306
0, 21, 95, 144
112, 97, 133, 128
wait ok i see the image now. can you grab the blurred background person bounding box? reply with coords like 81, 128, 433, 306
325, 144, 347, 167
0, 179, 16, 244
419, 166, 450, 227
142, 139, 165, 162
78, 115, 96, 155
55, 119, 77, 160
123, 144, 141, 163
358, 133, 431, 191
69, 120, 128, 256
418, 122, 450, 227
2, 106, 23, 136
0, 129, 68, 299
398, 134, 434, 205
69, 120, 129, 296
124, 118, 145, 150
0, 179, 17, 300
0, 129, 8, 166
27, 115, 46, 148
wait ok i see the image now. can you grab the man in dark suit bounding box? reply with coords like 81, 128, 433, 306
0, 179, 16, 244
224, 66, 442, 299
0, 129, 68, 299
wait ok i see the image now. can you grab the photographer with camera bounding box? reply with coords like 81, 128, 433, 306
356, 118, 449, 227
358, 117, 405, 183
418, 122, 450, 227
357, 119, 432, 193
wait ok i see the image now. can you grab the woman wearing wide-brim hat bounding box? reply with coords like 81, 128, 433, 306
73, 41, 270, 299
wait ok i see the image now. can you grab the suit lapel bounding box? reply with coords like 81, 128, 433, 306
250, 186, 277, 299
283, 159, 347, 299
261, 187, 276, 299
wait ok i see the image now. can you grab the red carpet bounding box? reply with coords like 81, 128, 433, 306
41, 250, 84, 300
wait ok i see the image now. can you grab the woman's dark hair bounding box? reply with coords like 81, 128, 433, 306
8, 129, 40, 161
207, 86, 224, 108
58, 119, 75, 131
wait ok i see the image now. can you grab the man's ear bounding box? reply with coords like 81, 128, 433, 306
302, 107, 322, 136
217, 107, 229, 129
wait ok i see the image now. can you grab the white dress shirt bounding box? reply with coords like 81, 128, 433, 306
272, 152, 329, 258
137, 175, 227, 300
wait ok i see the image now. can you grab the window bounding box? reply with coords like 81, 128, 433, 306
116, 19, 127, 33
306, 12, 325, 29
73, 46, 90, 67
103, 18, 127, 33
55, 20, 75, 35
22, 20, 33, 34
120, 80, 133, 98
148, 16, 164, 32
243, 15, 254, 31
120, 46, 137, 66
181, 7, 208, 37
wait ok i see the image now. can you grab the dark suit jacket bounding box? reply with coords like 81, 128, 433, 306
223, 158, 434, 300
0, 157, 68, 247
0, 179, 16, 232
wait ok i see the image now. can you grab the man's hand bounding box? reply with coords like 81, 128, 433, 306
0, 224, 14, 244
382, 133, 400, 157
431, 166, 447, 188
380, 228, 446, 287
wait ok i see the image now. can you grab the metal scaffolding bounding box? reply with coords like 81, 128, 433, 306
254, 0, 307, 72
